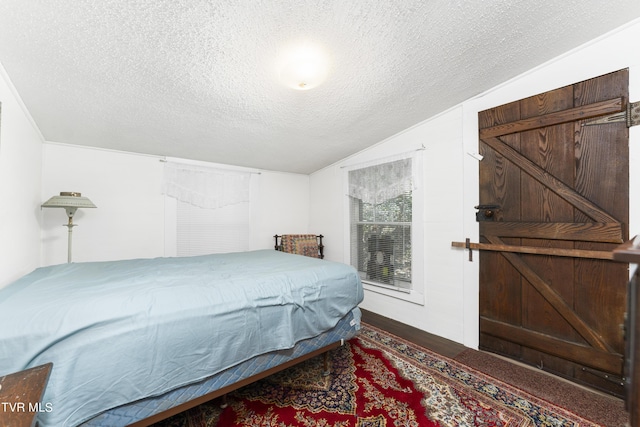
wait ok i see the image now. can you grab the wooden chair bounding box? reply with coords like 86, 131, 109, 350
274, 234, 324, 259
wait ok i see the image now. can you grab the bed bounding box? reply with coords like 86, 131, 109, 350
0, 249, 364, 427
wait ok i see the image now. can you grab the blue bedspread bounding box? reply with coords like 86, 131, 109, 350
0, 250, 364, 427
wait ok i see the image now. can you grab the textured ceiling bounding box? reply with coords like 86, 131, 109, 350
0, 1, 639, 174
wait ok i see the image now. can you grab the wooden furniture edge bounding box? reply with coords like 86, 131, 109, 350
613, 236, 640, 264
0, 362, 53, 427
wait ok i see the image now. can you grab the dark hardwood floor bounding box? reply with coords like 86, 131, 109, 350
360, 308, 466, 358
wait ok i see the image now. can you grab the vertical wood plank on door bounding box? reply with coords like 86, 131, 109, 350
478, 69, 629, 396
479, 100, 523, 358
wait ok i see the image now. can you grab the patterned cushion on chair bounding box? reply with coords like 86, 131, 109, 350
281, 234, 320, 258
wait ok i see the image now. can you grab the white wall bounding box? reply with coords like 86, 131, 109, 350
0, 64, 43, 288
310, 106, 465, 341
40, 143, 310, 266
310, 19, 640, 348
41, 144, 166, 265
254, 170, 311, 248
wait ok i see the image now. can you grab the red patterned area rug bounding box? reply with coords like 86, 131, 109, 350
154, 324, 603, 426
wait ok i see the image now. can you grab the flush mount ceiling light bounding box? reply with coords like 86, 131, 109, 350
277, 42, 330, 91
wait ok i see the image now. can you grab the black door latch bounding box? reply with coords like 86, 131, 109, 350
474, 205, 500, 222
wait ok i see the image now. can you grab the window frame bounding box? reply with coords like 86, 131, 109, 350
343, 152, 424, 305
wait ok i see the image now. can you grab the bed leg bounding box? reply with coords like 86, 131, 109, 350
220, 394, 228, 409
322, 351, 330, 376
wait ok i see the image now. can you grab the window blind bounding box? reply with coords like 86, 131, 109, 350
176, 200, 250, 256
348, 157, 413, 291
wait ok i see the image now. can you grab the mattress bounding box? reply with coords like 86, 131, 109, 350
0, 250, 364, 427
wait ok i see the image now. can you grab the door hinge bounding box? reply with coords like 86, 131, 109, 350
582, 100, 639, 128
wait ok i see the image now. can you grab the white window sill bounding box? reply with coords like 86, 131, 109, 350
362, 281, 425, 305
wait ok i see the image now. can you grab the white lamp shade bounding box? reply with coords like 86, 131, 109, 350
42, 192, 96, 263
42, 192, 96, 217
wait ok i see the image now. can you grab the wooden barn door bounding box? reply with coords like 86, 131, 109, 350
477, 69, 629, 395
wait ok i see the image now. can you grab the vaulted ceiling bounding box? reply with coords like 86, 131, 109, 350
1, 1, 639, 174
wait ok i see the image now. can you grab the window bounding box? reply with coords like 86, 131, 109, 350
176, 199, 250, 256
347, 155, 419, 294
162, 160, 254, 256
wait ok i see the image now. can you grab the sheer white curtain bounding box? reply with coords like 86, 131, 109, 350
348, 157, 413, 204
162, 161, 251, 209
162, 161, 253, 256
